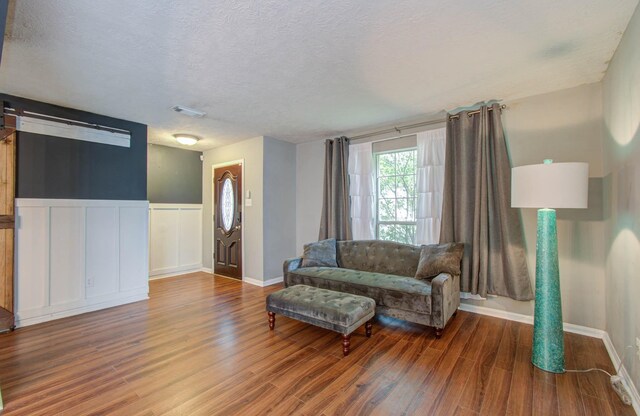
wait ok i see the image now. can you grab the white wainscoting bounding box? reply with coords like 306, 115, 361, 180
149, 204, 203, 278
15, 198, 150, 327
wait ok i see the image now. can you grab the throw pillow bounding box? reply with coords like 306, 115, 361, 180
415, 243, 464, 280
301, 238, 338, 268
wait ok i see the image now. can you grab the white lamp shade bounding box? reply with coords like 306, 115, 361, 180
511, 162, 589, 209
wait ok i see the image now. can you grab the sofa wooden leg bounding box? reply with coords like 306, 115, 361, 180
268, 312, 276, 330
452, 310, 457, 317
365, 320, 372, 338
342, 334, 351, 356
435, 328, 443, 339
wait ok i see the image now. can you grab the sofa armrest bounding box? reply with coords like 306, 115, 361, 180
283, 257, 303, 287
430, 273, 460, 328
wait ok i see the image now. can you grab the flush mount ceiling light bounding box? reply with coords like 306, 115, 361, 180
171, 105, 206, 118
174, 134, 199, 146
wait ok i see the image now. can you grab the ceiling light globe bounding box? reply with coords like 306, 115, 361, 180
174, 134, 199, 146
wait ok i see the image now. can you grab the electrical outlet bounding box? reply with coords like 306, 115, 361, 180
87, 278, 93, 288
636, 338, 640, 361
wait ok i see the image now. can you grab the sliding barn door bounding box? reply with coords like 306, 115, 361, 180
0, 132, 15, 312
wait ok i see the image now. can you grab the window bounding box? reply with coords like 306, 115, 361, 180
220, 177, 235, 232
375, 149, 417, 244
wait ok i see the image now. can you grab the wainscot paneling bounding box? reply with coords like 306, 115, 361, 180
14, 199, 149, 327
149, 204, 202, 278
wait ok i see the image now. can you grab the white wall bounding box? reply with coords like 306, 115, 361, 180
202, 136, 264, 280
15, 199, 149, 327
603, 2, 640, 397
294, 82, 608, 329
149, 204, 202, 277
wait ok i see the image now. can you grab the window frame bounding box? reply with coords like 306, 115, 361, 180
374, 147, 418, 244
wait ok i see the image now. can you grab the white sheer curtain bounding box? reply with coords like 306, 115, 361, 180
348, 142, 376, 240
416, 128, 446, 245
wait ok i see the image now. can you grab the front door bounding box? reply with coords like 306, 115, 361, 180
213, 164, 242, 279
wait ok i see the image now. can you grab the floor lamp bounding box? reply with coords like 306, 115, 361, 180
511, 159, 589, 373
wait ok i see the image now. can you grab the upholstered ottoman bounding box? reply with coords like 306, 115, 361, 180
266, 285, 375, 356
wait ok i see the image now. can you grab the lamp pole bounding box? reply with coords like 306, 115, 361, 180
511, 159, 588, 374
532, 207, 564, 372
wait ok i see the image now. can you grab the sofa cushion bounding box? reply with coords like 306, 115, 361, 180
301, 238, 338, 268
336, 240, 421, 277
415, 243, 464, 280
287, 267, 431, 314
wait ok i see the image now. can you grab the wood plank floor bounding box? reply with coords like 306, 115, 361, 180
0, 272, 634, 415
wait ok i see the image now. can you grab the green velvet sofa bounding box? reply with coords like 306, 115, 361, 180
283, 240, 460, 337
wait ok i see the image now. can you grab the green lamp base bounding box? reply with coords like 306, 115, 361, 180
532, 208, 565, 373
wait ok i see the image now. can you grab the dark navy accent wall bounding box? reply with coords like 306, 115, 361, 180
1, 94, 148, 200
147, 144, 202, 204
0, 0, 8, 66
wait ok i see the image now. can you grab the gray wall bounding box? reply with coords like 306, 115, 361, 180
0, 0, 8, 66
295, 139, 325, 252
201, 136, 297, 281
148, 144, 202, 204
4, 94, 148, 201
295, 82, 608, 330
602, 2, 640, 396
463, 83, 607, 329
263, 137, 297, 279
202, 136, 264, 278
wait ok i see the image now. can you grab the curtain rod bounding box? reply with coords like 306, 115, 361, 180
348, 104, 506, 142
449, 104, 506, 120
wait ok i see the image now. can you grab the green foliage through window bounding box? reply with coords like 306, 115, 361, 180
376, 149, 417, 245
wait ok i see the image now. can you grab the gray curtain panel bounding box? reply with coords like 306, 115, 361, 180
440, 104, 533, 300
319, 137, 353, 241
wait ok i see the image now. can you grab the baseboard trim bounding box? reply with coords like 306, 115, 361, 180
264, 276, 284, 286
459, 304, 533, 325
200, 267, 213, 274
458, 304, 606, 338
602, 333, 640, 414
149, 267, 204, 280
16, 292, 149, 328
149, 263, 203, 278
459, 303, 639, 412
243, 276, 284, 287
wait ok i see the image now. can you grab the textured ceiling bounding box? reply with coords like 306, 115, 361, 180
0, 0, 637, 150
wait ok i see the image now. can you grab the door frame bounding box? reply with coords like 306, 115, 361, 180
211, 159, 245, 281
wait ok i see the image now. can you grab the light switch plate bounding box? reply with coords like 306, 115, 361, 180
245, 199, 252, 207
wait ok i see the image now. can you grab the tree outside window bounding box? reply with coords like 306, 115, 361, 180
376, 149, 417, 244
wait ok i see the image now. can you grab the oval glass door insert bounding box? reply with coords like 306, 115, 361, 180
221, 178, 234, 232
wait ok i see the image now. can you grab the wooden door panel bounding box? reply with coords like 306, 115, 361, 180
0, 133, 15, 313
216, 240, 227, 265
213, 164, 242, 279
228, 241, 239, 267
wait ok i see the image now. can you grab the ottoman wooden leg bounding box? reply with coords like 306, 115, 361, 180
365, 320, 373, 338
342, 334, 351, 356
268, 312, 276, 330
435, 328, 443, 339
